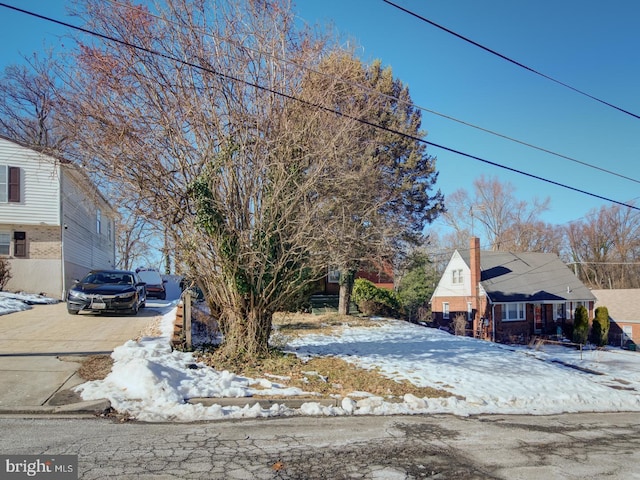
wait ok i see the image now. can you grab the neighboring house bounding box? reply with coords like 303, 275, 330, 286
0, 135, 116, 298
592, 289, 640, 348
431, 237, 595, 343
311, 261, 394, 314
317, 261, 394, 295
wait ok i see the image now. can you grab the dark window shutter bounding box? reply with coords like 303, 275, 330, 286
14, 231, 26, 258
8, 167, 20, 202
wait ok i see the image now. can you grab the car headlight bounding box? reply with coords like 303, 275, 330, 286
68, 289, 87, 300
116, 291, 135, 300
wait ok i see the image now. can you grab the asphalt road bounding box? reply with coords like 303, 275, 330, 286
1, 412, 639, 479
0, 302, 165, 409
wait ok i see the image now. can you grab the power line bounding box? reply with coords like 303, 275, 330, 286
101, 0, 640, 186
4, 1, 638, 188
1, 2, 639, 215
383, 0, 640, 121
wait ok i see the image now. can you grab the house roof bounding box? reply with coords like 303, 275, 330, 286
460, 249, 595, 303
592, 289, 640, 322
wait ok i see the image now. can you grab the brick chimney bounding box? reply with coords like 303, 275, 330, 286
470, 237, 481, 336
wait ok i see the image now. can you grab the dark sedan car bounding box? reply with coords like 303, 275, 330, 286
66, 269, 147, 315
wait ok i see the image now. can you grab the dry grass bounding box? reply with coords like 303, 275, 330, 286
78, 312, 452, 400
272, 311, 378, 336
197, 312, 451, 400
77, 354, 114, 381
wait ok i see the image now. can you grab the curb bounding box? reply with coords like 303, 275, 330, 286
187, 397, 340, 408
0, 397, 340, 417
0, 399, 111, 416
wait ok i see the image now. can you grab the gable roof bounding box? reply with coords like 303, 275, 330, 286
592, 289, 640, 322
460, 249, 595, 303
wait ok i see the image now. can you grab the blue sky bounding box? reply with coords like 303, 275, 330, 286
1, 1, 639, 235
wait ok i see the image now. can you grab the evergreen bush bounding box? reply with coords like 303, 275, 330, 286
592, 306, 610, 347
572, 305, 589, 345
352, 278, 401, 317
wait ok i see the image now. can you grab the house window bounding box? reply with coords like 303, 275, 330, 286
13, 231, 26, 258
443, 302, 450, 320
623, 326, 633, 343
501, 303, 525, 321
0, 232, 10, 255
0, 165, 21, 203
467, 302, 473, 322
452, 269, 463, 284
96, 209, 102, 234
327, 267, 340, 284
554, 303, 565, 320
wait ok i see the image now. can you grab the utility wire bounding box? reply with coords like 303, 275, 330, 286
101, 0, 640, 185
1, 2, 639, 214
383, 0, 640, 121
5, 0, 639, 186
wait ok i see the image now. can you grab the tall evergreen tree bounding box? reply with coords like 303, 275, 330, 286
299, 53, 444, 314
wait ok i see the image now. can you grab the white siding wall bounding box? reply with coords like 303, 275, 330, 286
0, 137, 116, 296
0, 137, 60, 225
431, 251, 472, 298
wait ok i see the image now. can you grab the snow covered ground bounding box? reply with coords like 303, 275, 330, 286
75, 305, 640, 422
0, 291, 59, 315
2, 293, 639, 422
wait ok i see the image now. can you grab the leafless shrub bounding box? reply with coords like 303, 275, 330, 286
452, 313, 467, 336
0, 258, 11, 290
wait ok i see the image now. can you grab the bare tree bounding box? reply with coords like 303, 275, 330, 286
566, 203, 640, 289
115, 211, 158, 271
54, 0, 431, 358
441, 175, 558, 252
0, 51, 66, 150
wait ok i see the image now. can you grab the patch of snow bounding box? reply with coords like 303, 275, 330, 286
64, 309, 640, 422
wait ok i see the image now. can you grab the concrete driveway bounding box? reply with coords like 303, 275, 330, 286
0, 301, 164, 412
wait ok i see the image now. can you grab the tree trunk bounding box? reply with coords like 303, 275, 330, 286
338, 269, 355, 316
215, 304, 273, 360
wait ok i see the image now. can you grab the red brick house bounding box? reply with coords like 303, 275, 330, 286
592, 289, 640, 349
430, 237, 595, 343
317, 261, 394, 295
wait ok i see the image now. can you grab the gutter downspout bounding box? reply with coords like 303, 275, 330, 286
59, 165, 65, 300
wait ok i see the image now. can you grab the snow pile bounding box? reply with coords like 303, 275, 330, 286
76, 309, 311, 422
0, 291, 59, 315
74, 309, 640, 422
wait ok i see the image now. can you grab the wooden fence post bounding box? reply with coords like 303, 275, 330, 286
183, 290, 192, 350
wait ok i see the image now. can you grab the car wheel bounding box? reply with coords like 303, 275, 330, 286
140, 300, 146, 308
67, 309, 79, 315
129, 300, 139, 316
160, 292, 166, 300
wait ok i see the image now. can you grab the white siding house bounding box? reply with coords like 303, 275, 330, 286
0, 136, 116, 298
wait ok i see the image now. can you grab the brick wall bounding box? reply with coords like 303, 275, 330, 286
13, 225, 61, 260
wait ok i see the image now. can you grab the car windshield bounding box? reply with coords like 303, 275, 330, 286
137, 270, 162, 285
83, 272, 134, 285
